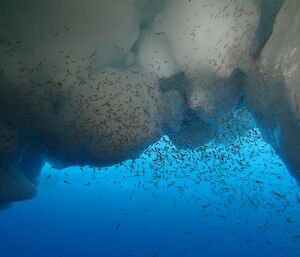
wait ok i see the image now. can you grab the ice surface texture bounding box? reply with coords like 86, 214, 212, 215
0, 0, 298, 207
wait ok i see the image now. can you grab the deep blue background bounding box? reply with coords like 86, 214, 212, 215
0, 130, 300, 257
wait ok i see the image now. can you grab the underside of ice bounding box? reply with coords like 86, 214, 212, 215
0, 0, 299, 207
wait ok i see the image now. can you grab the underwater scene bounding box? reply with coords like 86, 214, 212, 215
1, 130, 300, 257
0, 0, 300, 257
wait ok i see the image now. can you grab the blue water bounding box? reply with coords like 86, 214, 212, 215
1, 130, 300, 257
